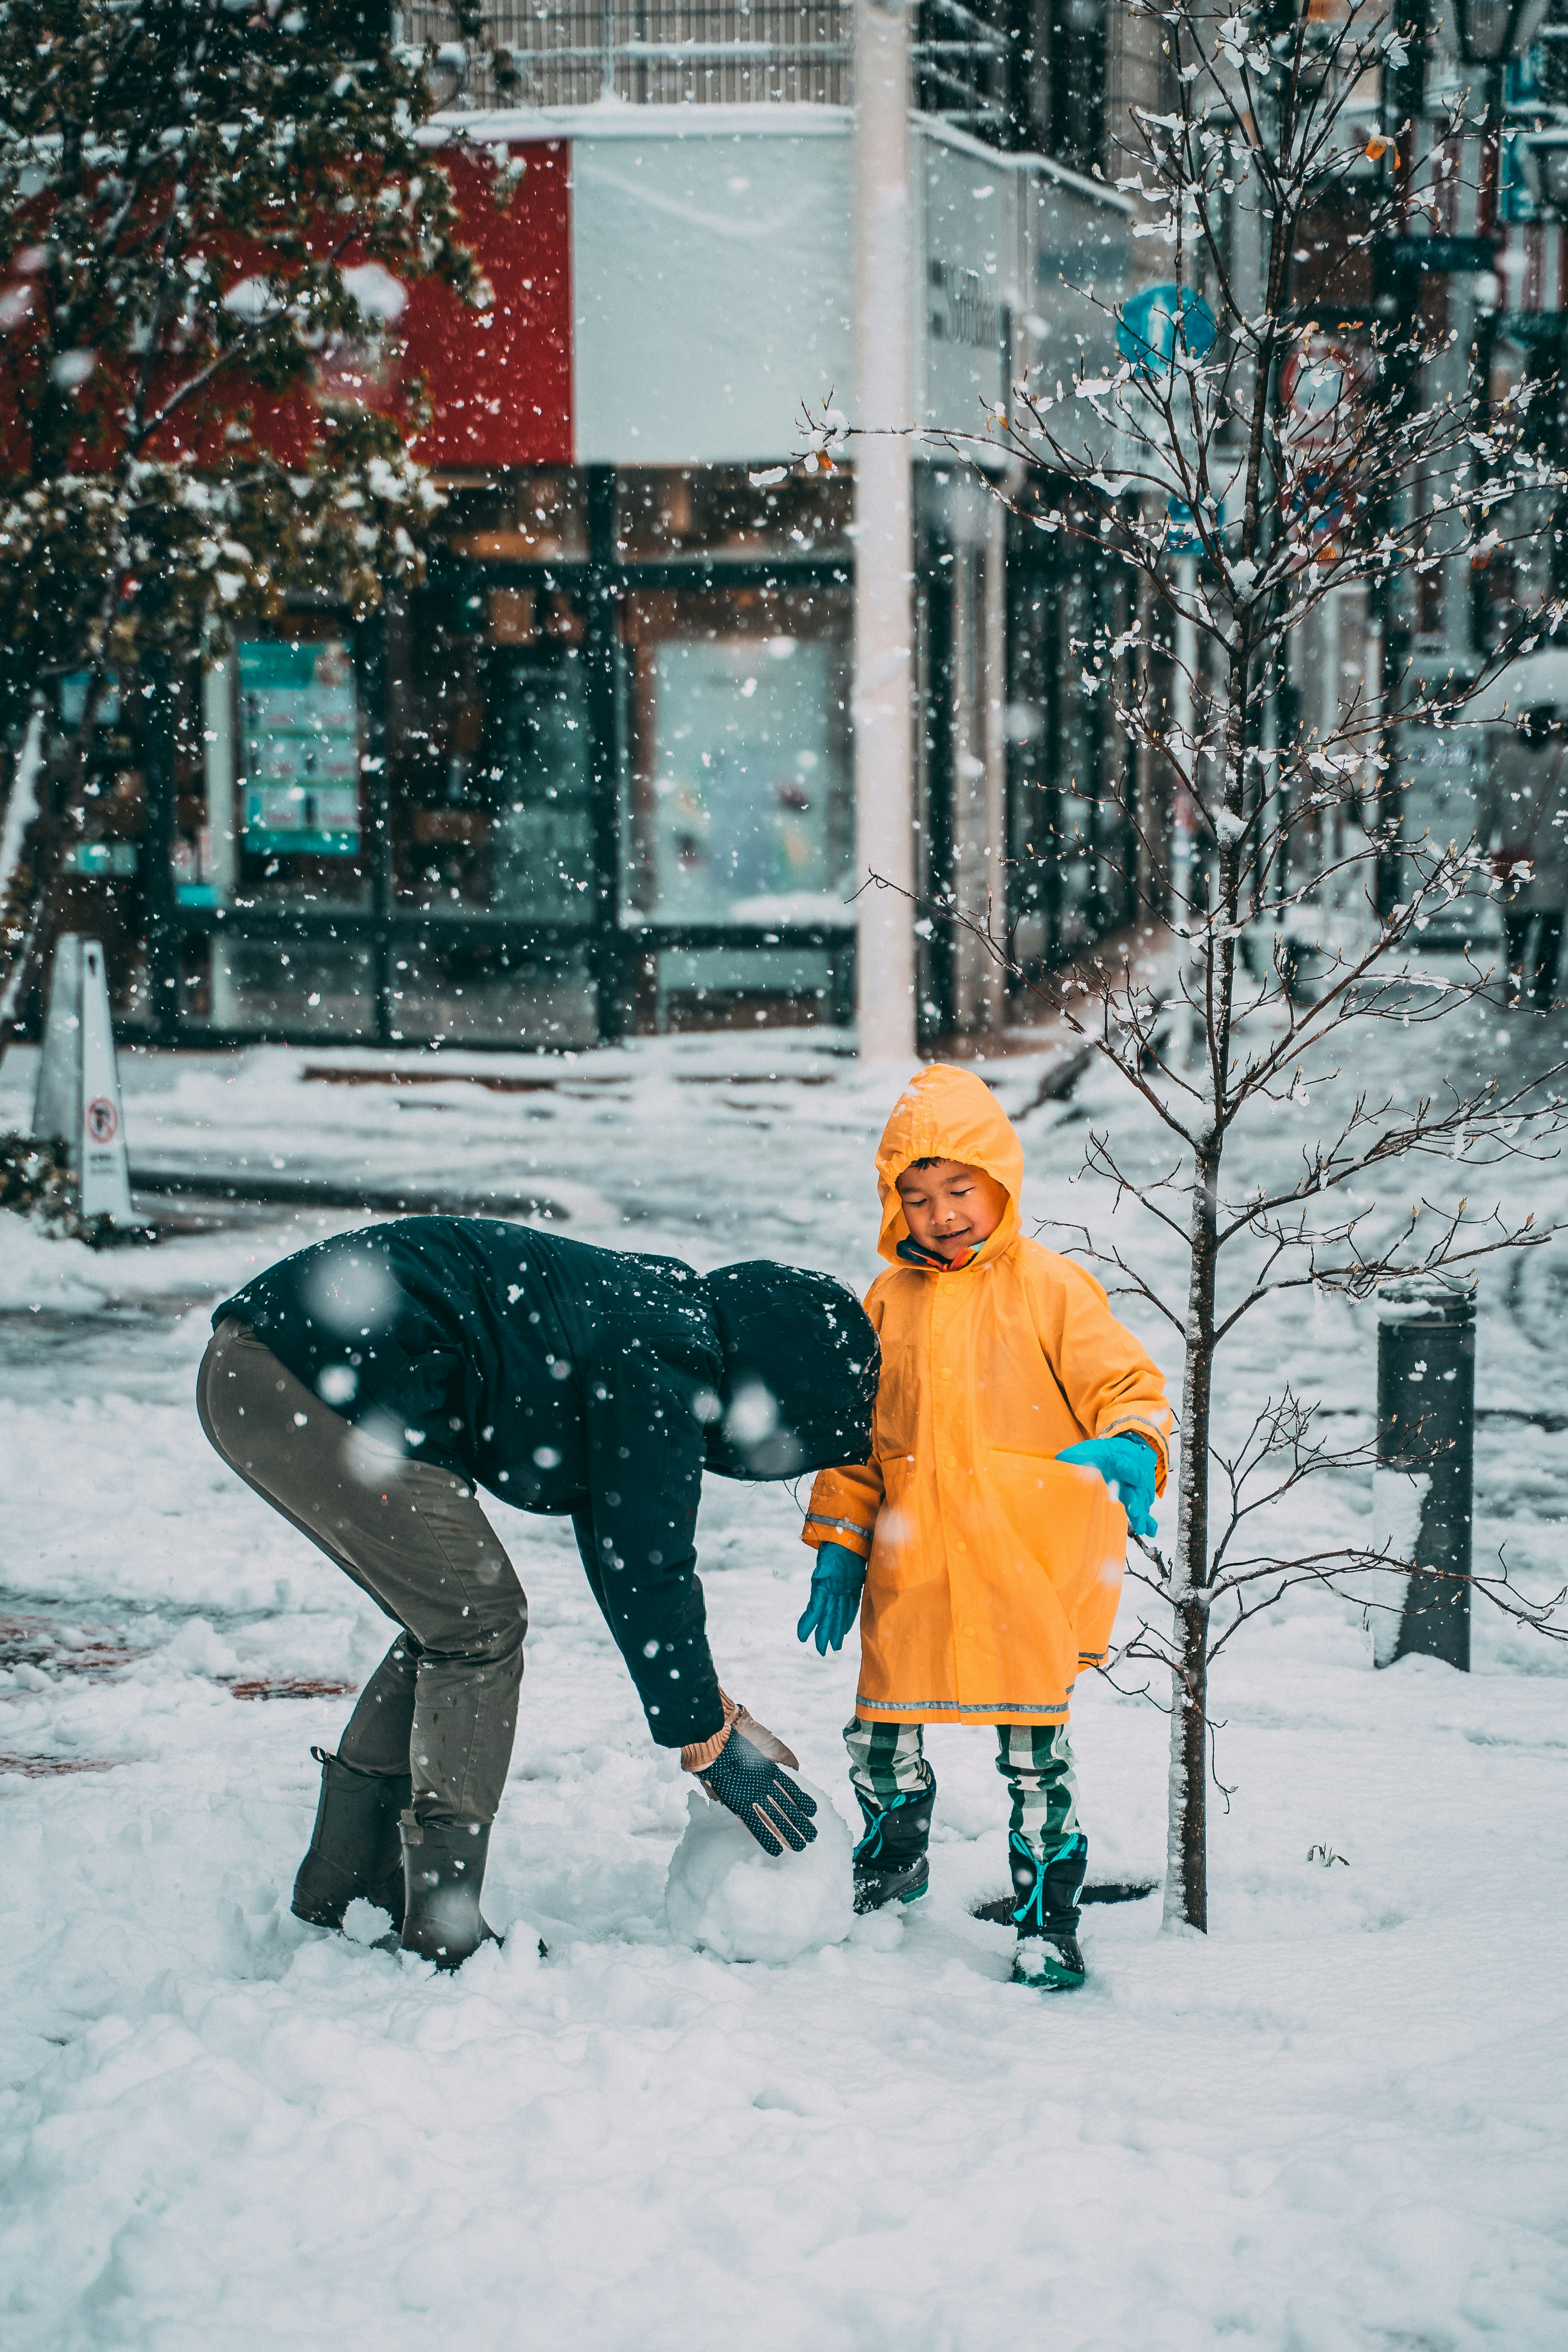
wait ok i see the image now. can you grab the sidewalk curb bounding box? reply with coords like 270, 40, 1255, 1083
128, 1166, 570, 1219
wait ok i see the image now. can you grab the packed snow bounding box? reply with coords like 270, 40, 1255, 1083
665, 1779, 854, 1964
1, 1000, 1566, 2348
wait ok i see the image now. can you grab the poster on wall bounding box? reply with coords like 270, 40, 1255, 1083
238, 639, 361, 857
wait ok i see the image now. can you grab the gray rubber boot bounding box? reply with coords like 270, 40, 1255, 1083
397, 1813, 500, 1970
291, 1747, 410, 1931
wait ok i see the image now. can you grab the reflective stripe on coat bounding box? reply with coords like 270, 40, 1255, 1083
805, 1063, 1172, 1727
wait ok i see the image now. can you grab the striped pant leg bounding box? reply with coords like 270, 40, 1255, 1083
843, 1717, 932, 1810
994, 1724, 1082, 1865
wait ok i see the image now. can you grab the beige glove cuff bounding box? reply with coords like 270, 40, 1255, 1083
680, 1688, 739, 1774
681, 1689, 801, 1777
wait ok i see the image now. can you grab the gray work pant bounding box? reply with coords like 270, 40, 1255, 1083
197, 1317, 526, 1826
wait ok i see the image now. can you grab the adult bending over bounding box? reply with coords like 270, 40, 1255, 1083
199, 1218, 878, 1967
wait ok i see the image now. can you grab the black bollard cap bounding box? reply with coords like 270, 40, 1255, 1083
1375, 1276, 1476, 1328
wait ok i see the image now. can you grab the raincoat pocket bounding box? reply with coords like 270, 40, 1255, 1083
988, 1446, 1128, 1665
987, 1445, 1110, 1521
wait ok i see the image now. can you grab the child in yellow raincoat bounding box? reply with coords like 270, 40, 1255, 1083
799, 1063, 1171, 1990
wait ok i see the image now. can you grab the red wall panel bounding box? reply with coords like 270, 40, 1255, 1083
403, 141, 572, 470
0, 141, 572, 483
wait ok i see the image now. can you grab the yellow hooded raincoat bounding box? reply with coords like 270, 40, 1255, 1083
805, 1064, 1172, 1727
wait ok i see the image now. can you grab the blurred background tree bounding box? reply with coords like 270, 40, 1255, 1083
0, 0, 508, 1055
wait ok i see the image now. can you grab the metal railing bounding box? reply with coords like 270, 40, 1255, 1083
396, 2, 853, 110
396, 1, 1019, 130
912, 0, 1011, 142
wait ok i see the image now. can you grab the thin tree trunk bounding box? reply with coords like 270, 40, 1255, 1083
1163, 644, 1243, 1930
1167, 1597, 1208, 1931
1164, 1129, 1221, 1932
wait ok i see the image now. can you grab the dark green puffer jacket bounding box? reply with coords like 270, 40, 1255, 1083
214, 1218, 876, 1748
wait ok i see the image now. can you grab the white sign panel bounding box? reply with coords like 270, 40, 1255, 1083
32, 932, 135, 1225
918, 134, 1013, 433
1395, 720, 1497, 941
1026, 165, 1129, 381
78, 940, 134, 1225
571, 118, 854, 466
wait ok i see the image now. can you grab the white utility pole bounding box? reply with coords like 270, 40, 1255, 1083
852, 0, 917, 1059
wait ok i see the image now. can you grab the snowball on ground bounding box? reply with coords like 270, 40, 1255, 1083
665, 1782, 853, 1964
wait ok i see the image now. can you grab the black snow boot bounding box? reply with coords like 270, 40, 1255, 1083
292, 1746, 410, 1932
1008, 1830, 1087, 1992
852, 1773, 937, 1914
396, 1813, 500, 1970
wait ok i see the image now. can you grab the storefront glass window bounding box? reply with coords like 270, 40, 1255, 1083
197, 937, 379, 1038
390, 586, 594, 929
646, 636, 839, 917
386, 940, 597, 1048
620, 585, 853, 924
54, 675, 156, 1028
188, 628, 371, 915
618, 582, 853, 1028
616, 467, 851, 561
485, 649, 595, 921
1006, 539, 1134, 972
441, 469, 589, 564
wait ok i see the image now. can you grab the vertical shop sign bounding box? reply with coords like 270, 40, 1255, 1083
919, 139, 1010, 431
237, 640, 361, 856
1395, 719, 1492, 939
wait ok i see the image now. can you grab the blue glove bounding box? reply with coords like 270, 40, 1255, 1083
796, 1540, 868, 1656
1056, 1436, 1158, 1538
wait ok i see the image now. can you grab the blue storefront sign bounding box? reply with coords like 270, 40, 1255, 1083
238, 639, 362, 858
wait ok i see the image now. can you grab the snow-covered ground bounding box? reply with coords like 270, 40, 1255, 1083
2, 1005, 1567, 2350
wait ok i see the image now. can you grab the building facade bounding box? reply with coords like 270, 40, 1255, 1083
47, 2, 1172, 1050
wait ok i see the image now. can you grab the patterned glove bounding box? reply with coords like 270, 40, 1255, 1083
1056, 1435, 1158, 1538
699, 1727, 818, 1856
796, 1540, 868, 1655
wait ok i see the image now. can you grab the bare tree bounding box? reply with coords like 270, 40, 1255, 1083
813, 0, 1568, 1929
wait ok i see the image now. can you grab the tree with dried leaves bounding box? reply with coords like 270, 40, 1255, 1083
821, 0, 1568, 1930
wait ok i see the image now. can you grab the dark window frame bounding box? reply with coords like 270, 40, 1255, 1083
145, 465, 858, 1050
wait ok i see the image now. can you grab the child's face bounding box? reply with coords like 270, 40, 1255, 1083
895, 1159, 1009, 1261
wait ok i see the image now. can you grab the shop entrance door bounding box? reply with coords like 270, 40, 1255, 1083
483, 646, 595, 923
386, 614, 600, 1046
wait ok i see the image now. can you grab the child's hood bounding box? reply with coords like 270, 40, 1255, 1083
874, 1063, 1024, 1268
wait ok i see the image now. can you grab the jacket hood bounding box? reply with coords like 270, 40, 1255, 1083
700, 1261, 880, 1480
874, 1064, 1023, 1269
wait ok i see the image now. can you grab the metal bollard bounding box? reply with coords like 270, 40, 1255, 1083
1372, 1278, 1476, 1671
